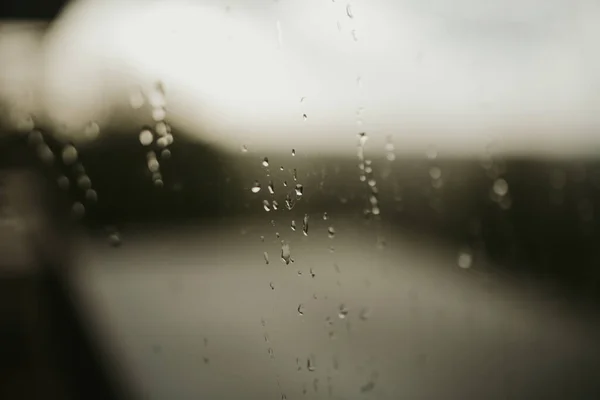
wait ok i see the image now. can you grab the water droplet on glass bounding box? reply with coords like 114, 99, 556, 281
260, 235, 265, 242
28, 130, 43, 146
279, 166, 284, 172
71, 202, 85, 218
37, 144, 54, 164
302, 214, 309, 236
130, 90, 145, 109
76, 175, 92, 191
241, 145, 248, 153
251, 181, 261, 193
152, 107, 166, 122
272, 200, 279, 210
328, 226, 336, 239
292, 149, 296, 156
323, 212, 329, 220
139, 129, 153, 146
426, 145, 438, 160
62, 145, 78, 165
429, 167, 442, 180
155, 121, 168, 136
161, 149, 171, 159
358, 132, 368, 146
293, 169, 298, 181
310, 268, 315, 278
264, 251, 270, 264
346, 4, 354, 18
85, 189, 98, 202
84, 121, 100, 140
493, 178, 508, 197
262, 157, 269, 167
108, 231, 121, 247
297, 304, 304, 316
263, 200, 271, 212
338, 304, 349, 319
359, 308, 370, 320
351, 29, 358, 41
360, 381, 375, 393
57, 175, 70, 190
269, 281, 275, 290
303, 113, 308, 121
290, 219, 297, 232
307, 356, 316, 372
147, 158, 160, 173
295, 183, 304, 197
281, 243, 291, 265
268, 181, 275, 195
457, 249, 473, 269
285, 193, 295, 210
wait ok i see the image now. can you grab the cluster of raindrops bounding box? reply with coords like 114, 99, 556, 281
136, 82, 174, 187
28, 124, 100, 219
356, 132, 380, 216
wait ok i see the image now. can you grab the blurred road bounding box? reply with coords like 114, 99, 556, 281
72, 218, 600, 400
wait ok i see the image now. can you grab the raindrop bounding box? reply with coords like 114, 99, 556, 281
85, 189, 98, 202
302, 214, 309, 236
280, 166, 284, 171
260, 235, 265, 242
130, 90, 145, 109
262, 157, 269, 167
429, 167, 442, 180
346, 4, 354, 18
241, 145, 248, 153
84, 121, 100, 140
338, 304, 349, 319
147, 158, 160, 173
292, 149, 296, 156
61, 145, 78, 165
77, 175, 92, 190
328, 226, 336, 239
426, 145, 438, 160
154, 179, 164, 188
269, 281, 275, 290
152, 107, 166, 121
272, 200, 279, 210
251, 181, 261, 193
291, 220, 296, 231
303, 113, 308, 121
493, 178, 509, 197
71, 202, 85, 218
57, 175, 70, 190
28, 130, 43, 146
351, 29, 358, 41
283, 180, 288, 187
268, 181, 275, 195
360, 381, 375, 393
295, 183, 304, 197
285, 193, 295, 210
155, 121, 168, 136
161, 149, 171, 159
37, 144, 54, 164
108, 231, 121, 247
310, 268, 315, 278
281, 242, 291, 265
372, 206, 381, 215
358, 132, 368, 146
323, 212, 329, 220
264, 251, 270, 264
139, 129, 153, 146
368, 179, 376, 187
359, 308, 370, 321
263, 200, 271, 212
297, 304, 304, 316
307, 357, 316, 372
457, 249, 473, 269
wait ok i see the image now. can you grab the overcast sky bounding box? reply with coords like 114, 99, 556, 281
28, 0, 600, 155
